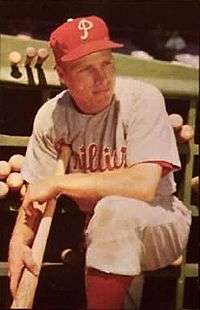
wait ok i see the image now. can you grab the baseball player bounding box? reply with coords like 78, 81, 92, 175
8, 16, 191, 309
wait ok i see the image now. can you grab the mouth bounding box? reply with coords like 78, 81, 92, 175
93, 89, 110, 95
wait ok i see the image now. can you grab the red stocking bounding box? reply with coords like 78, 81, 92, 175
86, 268, 133, 310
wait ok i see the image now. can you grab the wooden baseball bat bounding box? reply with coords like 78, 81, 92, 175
176, 124, 194, 143
191, 176, 199, 193
8, 51, 22, 66
35, 48, 49, 66
11, 144, 71, 309
25, 47, 37, 66
168, 113, 183, 131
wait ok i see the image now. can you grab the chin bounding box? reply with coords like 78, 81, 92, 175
97, 92, 112, 104
77, 93, 113, 114
92, 102, 110, 114
86, 101, 110, 114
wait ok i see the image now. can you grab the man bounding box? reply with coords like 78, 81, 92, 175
8, 16, 191, 309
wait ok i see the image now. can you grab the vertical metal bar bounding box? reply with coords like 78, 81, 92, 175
175, 99, 197, 310
182, 99, 197, 207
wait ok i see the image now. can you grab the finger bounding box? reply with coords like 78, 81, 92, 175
21, 187, 33, 212
23, 246, 39, 276
22, 200, 35, 217
24, 208, 42, 230
24, 205, 39, 220
21, 197, 30, 214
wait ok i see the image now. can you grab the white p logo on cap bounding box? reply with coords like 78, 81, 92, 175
78, 18, 93, 40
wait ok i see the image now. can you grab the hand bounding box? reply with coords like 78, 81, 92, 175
8, 241, 39, 298
22, 177, 59, 216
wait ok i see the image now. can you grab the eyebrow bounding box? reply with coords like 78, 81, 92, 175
67, 55, 114, 72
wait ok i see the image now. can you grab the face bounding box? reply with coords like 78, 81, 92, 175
58, 50, 116, 114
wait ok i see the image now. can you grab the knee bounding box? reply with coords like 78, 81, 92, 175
90, 195, 147, 231
97, 195, 146, 209
97, 195, 120, 207
91, 196, 119, 226
95, 195, 147, 220
94, 195, 130, 225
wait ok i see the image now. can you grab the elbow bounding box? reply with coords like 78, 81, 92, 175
139, 186, 157, 202
138, 176, 159, 202
128, 186, 157, 202
144, 192, 155, 202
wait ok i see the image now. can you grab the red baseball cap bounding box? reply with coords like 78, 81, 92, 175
50, 16, 123, 62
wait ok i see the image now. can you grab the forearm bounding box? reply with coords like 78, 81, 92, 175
21, 163, 162, 211
9, 205, 41, 298
10, 205, 41, 247
57, 164, 162, 202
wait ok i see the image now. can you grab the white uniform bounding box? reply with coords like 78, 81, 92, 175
21, 77, 191, 275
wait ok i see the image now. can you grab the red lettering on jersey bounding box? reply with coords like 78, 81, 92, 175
88, 144, 98, 172
104, 147, 115, 170
72, 144, 127, 172
80, 145, 87, 170
72, 151, 83, 170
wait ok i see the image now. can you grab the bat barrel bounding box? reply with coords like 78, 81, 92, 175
35, 48, 49, 66
25, 47, 37, 66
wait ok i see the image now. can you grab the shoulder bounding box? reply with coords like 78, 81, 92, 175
115, 76, 164, 103
33, 90, 69, 130
35, 89, 69, 120
115, 76, 165, 115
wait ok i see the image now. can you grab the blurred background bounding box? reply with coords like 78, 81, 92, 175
0, 0, 199, 66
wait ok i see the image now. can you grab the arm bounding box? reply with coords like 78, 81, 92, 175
58, 162, 162, 202
9, 144, 71, 301
10, 201, 43, 245
22, 162, 162, 212
8, 203, 42, 297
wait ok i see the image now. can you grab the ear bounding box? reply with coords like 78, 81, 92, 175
56, 64, 65, 85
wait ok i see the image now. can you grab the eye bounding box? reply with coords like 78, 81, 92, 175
78, 66, 91, 73
103, 60, 114, 69
105, 60, 114, 65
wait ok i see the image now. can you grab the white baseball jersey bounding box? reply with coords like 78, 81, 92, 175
21, 77, 191, 275
22, 77, 180, 197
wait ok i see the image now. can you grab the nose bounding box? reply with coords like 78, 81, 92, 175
93, 68, 107, 85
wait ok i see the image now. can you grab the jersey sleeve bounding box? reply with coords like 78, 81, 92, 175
21, 108, 58, 182
126, 83, 181, 171
145, 161, 174, 177
21, 91, 71, 182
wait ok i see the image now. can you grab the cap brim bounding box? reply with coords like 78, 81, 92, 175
61, 40, 123, 62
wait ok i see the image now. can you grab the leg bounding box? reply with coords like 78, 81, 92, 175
86, 268, 132, 310
85, 195, 191, 309
86, 195, 191, 273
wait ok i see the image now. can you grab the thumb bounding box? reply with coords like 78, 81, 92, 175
23, 246, 39, 276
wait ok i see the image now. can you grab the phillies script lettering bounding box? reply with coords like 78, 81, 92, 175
71, 144, 127, 172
